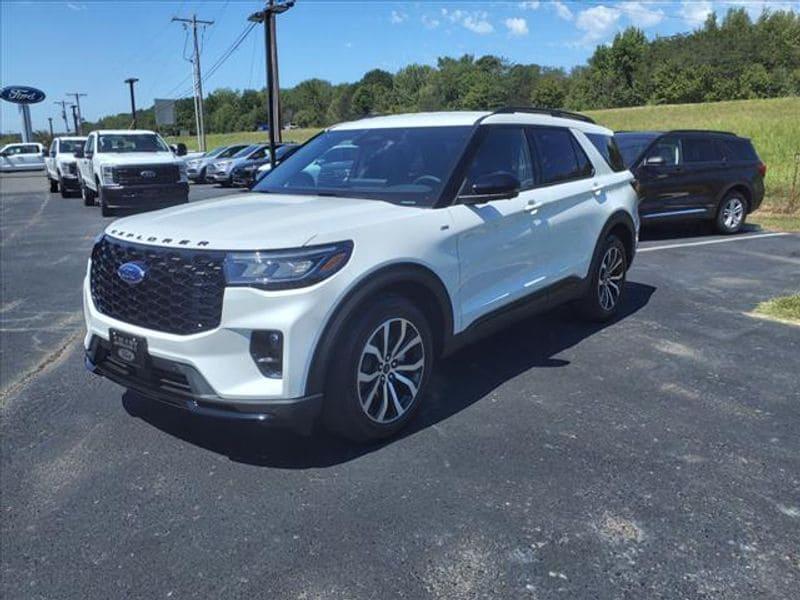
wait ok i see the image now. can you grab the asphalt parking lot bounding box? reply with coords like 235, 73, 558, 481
2, 171, 799, 599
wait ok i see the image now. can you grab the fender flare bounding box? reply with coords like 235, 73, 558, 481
597, 210, 637, 267
304, 263, 455, 396
716, 181, 754, 211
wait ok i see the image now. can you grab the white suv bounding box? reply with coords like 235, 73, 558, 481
83, 109, 639, 441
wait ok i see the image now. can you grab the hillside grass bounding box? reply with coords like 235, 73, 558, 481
166, 129, 319, 150
167, 97, 800, 228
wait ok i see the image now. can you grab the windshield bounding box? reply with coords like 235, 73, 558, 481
218, 144, 248, 158
97, 133, 171, 153
253, 126, 472, 206
615, 133, 660, 167
205, 146, 227, 158
232, 144, 263, 159
59, 139, 86, 153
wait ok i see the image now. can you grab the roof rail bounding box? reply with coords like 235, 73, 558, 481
666, 129, 738, 137
491, 106, 596, 124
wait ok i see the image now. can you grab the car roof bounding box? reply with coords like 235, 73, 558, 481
90, 129, 161, 135
331, 110, 612, 135
57, 136, 87, 141
617, 129, 742, 138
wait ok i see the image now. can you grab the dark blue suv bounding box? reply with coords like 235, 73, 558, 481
616, 130, 766, 234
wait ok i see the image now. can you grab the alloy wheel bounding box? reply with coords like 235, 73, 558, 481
722, 197, 745, 231
356, 318, 425, 424
597, 246, 625, 311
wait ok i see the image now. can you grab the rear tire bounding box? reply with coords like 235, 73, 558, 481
715, 192, 747, 234
322, 295, 433, 442
196, 167, 206, 184
574, 234, 627, 322
49, 177, 58, 193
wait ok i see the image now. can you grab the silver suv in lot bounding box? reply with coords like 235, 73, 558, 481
84, 108, 639, 441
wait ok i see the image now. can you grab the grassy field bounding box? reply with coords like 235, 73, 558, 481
167, 97, 800, 228
753, 294, 800, 326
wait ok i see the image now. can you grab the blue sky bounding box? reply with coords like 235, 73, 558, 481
2, 0, 798, 132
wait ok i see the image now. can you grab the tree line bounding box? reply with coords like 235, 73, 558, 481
59, 8, 800, 137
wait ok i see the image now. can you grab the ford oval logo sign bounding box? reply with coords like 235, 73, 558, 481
0, 85, 46, 105
117, 261, 147, 285
140, 170, 156, 178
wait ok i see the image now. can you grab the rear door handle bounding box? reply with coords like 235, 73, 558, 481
591, 182, 603, 196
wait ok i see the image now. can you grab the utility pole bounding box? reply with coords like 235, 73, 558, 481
70, 104, 79, 133
249, 0, 294, 168
124, 78, 139, 128
47, 117, 54, 139
65, 92, 87, 134
172, 14, 213, 152
54, 100, 70, 132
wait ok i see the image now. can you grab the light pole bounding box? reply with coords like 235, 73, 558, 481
47, 117, 54, 138
125, 78, 139, 129
65, 92, 87, 134
70, 104, 79, 133
249, 0, 294, 168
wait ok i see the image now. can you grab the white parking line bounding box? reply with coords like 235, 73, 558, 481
639, 232, 791, 253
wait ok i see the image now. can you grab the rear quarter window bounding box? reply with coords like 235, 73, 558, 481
682, 138, 725, 163
586, 133, 627, 172
721, 138, 758, 162
528, 127, 593, 185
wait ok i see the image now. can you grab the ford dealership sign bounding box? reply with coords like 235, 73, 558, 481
0, 85, 46, 104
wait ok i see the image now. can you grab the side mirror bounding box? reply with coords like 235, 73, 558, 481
460, 172, 520, 204
176, 143, 187, 157
644, 155, 665, 167
74, 146, 85, 159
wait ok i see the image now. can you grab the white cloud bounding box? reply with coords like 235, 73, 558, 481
421, 14, 440, 29
390, 10, 408, 24
519, 1, 540, 9
552, 1, 574, 21
505, 17, 529, 36
680, 0, 713, 27
618, 1, 664, 27
441, 8, 495, 35
576, 5, 622, 44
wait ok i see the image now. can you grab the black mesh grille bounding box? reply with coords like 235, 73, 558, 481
114, 164, 179, 185
90, 237, 225, 335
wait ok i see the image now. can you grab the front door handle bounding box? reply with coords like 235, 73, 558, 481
591, 182, 603, 196
524, 200, 541, 213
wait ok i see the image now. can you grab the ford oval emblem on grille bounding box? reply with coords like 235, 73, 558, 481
117, 261, 147, 285
140, 170, 157, 178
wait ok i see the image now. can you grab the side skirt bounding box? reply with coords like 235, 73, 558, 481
443, 276, 586, 356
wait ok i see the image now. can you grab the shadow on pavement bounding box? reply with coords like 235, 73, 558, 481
122, 281, 656, 469
640, 220, 762, 241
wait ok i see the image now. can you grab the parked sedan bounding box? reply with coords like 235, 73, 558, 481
186, 144, 249, 183
231, 143, 299, 188
205, 144, 269, 186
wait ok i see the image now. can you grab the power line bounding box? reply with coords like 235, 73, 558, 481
65, 93, 87, 134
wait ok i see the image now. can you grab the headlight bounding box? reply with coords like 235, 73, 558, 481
224, 241, 353, 290
101, 165, 115, 184
217, 160, 233, 172
187, 159, 200, 168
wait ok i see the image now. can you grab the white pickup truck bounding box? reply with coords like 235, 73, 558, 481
45, 136, 86, 197
75, 129, 189, 217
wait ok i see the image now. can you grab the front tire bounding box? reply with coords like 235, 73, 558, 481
49, 177, 58, 193
99, 188, 113, 217
323, 295, 433, 442
715, 192, 747, 234
59, 176, 71, 198
81, 178, 96, 206
575, 234, 627, 322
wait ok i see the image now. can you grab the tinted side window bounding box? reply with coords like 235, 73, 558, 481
84, 136, 94, 156
646, 137, 681, 166
462, 127, 535, 192
682, 138, 724, 163
586, 133, 626, 172
21, 145, 39, 154
721, 138, 758, 162
528, 128, 588, 185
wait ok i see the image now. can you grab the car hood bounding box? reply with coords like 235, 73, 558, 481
94, 152, 181, 166
105, 192, 424, 250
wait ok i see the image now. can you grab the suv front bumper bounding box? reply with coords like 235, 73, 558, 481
83, 272, 333, 429
101, 182, 189, 211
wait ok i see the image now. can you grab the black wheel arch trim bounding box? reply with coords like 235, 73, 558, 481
304, 263, 455, 397
598, 210, 637, 268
